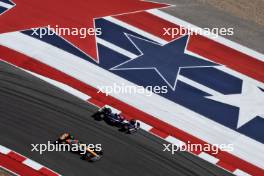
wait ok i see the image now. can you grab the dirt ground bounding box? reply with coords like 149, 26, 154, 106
197, 0, 264, 26
0, 168, 13, 176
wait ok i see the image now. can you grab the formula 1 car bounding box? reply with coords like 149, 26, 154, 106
93, 107, 140, 134
55, 133, 103, 162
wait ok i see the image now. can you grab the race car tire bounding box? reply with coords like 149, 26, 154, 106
95, 113, 104, 120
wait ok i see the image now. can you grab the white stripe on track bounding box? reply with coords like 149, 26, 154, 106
0, 145, 11, 154
97, 37, 137, 59
198, 152, 219, 164
233, 169, 252, 176
138, 120, 152, 131
23, 159, 43, 170
165, 136, 185, 147
0, 2, 12, 9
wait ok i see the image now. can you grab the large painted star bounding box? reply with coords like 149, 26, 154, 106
207, 82, 264, 128
111, 35, 217, 90
0, 0, 168, 62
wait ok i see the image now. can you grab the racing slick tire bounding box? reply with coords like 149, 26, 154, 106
93, 112, 105, 121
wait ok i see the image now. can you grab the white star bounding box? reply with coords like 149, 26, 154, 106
207, 82, 264, 128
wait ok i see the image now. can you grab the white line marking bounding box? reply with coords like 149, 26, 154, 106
23, 159, 43, 170
0, 145, 11, 154
97, 37, 137, 59
233, 169, 252, 176
138, 120, 152, 131
165, 136, 185, 147
198, 152, 219, 164
0, 2, 12, 9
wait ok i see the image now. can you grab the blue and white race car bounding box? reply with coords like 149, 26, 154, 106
93, 107, 140, 134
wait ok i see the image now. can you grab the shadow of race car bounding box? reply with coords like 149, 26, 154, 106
93, 107, 140, 134
55, 133, 103, 162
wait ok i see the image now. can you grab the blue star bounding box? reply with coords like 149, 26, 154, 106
111, 35, 218, 90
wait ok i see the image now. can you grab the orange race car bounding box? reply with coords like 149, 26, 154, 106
55, 133, 103, 162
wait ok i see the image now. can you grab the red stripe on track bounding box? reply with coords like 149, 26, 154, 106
39, 168, 59, 176
120, 113, 134, 120
149, 128, 169, 138
1, 46, 263, 175
188, 35, 264, 82
0, 153, 42, 176
7, 152, 26, 162
87, 98, 105, 108
115, 11, 184, 40
190, 148, 202, 155
116, 12, 264, 83
217, 161, 236, 172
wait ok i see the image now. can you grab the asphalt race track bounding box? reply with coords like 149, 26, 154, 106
0, 62, 234, 176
